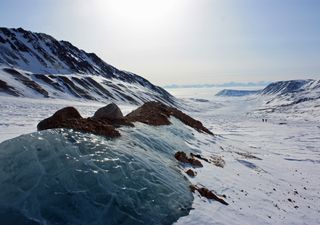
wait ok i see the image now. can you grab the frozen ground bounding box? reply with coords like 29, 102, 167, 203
169, 88, 320, 225
0, 87, 319, 225
0, 96, 136, 142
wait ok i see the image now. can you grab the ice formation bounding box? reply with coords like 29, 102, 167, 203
0, 119, 195, 225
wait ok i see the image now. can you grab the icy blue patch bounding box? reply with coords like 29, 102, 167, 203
0, 120, 195, 225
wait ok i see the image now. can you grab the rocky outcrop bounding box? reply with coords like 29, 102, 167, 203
186, 169, 196, 177
190, 185, 228, 205
0, 79, 21, 96
3, 68, 49, 97
125, 102, 213, 135
93, 103, 123, 120
174, 151, 203, 168
37, 102, 212, 139
37, 107, 120, 138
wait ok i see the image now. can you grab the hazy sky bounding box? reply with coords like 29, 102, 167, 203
0, 0, 320, 85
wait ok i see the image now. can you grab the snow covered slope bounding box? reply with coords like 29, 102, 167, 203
258, 79, 320, 117
216, 89, 260, 97
0, 27, 175, 105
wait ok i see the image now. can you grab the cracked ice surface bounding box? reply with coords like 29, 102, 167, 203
0, 119, 195, 225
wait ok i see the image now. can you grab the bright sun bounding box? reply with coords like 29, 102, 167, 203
103, 0, 182, 30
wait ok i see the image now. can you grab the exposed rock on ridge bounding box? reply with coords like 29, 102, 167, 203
125, 102, 213, 135
37, 102, 213, 138
37, 107, 120, 138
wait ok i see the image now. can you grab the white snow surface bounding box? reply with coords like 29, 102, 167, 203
0, 87, 320, 225
171, 88, 320, 225
0, 96, 137, 142
0, 65, 173, 105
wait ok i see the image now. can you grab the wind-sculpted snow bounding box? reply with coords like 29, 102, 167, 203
0, 119, 195, 225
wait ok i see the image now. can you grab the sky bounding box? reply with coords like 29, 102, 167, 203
0, 0, 320, 85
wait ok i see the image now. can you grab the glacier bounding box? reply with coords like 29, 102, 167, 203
0, 119, 196, 225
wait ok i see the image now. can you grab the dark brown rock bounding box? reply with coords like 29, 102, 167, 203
175, 151, 190, 164
125, 101, 213, 135
190, 185, 229, 205
93, 103, 124, 120
190, 185, 197, 193
189, 158, 203, 167
37, 107, 120, 138
36, 101, 212, 139
186, 169, 196, 177
174, 151, 203, 168
190, 153, 210, 162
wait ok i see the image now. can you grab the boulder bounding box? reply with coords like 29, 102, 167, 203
186, 169, 196, 177
93, 103, 123, 120
37, 107, 120, 138
125, 101, 213, 135
37, 107, 82, 130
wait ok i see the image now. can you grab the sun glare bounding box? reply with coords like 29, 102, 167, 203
104, 0, 182, 30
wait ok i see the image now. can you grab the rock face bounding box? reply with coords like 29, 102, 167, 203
93, 103, 123, 120
37, 107, 120, 138
125, 102, 213, 135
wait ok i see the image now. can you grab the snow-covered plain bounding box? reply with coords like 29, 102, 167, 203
0, 96, 136, 142
0, 87, 319, 225
170, 88, 320, 225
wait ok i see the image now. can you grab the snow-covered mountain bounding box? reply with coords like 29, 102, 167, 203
255, 79, 320, 118
216, 89, 260, 97
260, 79, 320, 106
0, 27, 175, 105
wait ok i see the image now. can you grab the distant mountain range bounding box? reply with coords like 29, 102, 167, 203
215, 89, 261, 97
164, 81, 270, 89
214, 79, 320, 117
0, 27, 175, 105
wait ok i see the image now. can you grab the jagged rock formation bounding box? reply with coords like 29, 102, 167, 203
37, 102, 213, 138
0, 27, 175, 105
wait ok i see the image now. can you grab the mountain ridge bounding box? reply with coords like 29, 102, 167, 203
0, 27, 175, 105
215, 89, 261, 97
